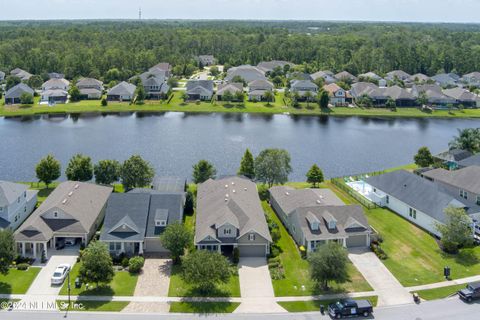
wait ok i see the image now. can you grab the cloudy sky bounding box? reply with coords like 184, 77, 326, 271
0, 0, 479, 22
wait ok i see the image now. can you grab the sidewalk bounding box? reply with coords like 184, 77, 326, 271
407, 274, 480, 292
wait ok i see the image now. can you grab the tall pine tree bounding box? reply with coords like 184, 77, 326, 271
238, 149, 255, 179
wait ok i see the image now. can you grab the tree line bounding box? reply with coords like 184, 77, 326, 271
2, 21, 480, 82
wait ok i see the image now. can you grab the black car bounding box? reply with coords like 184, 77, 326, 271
328, 299, 373, 319
458, 282, 480, 302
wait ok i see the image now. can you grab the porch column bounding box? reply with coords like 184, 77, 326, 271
342, 238, 347, 248
121, 242, 125, 253
21, 242, 26, 256
44, 242, 48, 258
32, 242, 37, 258
139, 242, 144, 255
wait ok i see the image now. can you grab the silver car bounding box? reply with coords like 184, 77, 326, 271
51, 264, 71, 285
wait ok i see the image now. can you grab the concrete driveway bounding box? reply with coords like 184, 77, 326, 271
123, 257, 172, 313
19, 252, 78, 310
234, 257, 286, 313
348, 248, 412, 306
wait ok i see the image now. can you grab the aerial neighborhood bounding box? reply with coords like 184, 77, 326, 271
2, 58, 480, 113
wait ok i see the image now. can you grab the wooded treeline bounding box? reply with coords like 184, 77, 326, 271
1, 20, 480, 79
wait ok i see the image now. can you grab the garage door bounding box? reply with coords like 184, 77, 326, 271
239, 245, 266, 257
145, 238, 168, 253
346, 235, 367, 248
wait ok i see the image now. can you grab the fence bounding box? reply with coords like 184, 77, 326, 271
331, 176, 381, 210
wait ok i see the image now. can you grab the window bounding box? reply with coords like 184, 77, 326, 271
409, 208, 417, 219
223, 228, 232, 235
386, 195, 389, 204
54, 211, 58, 218
248, 233, 256, 241
460, 189, 468, 199
155, 220, 166, 227
477, 196, 480, 206
24, 191, 27, 198
24, 206, 26, 212
109, 243, 115, 251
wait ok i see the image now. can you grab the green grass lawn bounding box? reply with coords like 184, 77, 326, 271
416, 284, 465, 301
59, 263, 138, 296
169, 301, 240, 313
0, 267, 40, 294
278, 296, 378, 312
262, 202, 373, 297
57, 300, 129, 312
3, 93, 480, 119
168, 265, 241, 297
328, 182, 480, 287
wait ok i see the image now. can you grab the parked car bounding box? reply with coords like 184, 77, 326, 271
65, 238, 77, 246
55, 238, 65, 250
458, 282, 480, 302
328, 299, 373, 318
51, 264, 71, 285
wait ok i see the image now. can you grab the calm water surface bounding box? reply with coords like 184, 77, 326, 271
0, 112, 479, 182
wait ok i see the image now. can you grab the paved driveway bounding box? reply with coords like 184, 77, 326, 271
234, 257, 286, 313
348, 248, 412, 306
123, 257, 172, 313
20, 253, 78, 310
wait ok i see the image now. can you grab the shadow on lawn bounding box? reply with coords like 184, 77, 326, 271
175, 301, 235, 313
0, 282, 12, 294
453, 249, 480, 266
77, 285, 114, 297
184, 286, 232, 298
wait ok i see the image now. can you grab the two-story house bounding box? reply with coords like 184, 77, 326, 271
323, 83, 349, 106
195, 176, 272, 257
142, 76, 170, 100
290, 79, 318, 101
41, 78, 70, 104
0, 181, 37, 230
247, 79, 274, 101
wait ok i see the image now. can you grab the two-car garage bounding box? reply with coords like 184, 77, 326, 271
238, 244, 268, 257
346, 234, 369, 248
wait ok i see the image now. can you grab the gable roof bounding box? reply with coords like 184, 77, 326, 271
409, 73, 430, 82
323, 83, 343, 95
257, 60, 295, 73
443, 87, 479, 102
290, 79, 318, 90
150, 63, 171, 72
10, 68, 32, 81
42, 78, 70, 90
432, 73, 457, 86
386, 70, 411, 80
217, 83, 243, 95
383, 85, 415, 100
335, 71, 357, 82
107, 81, 136, 96
291, 205, 370, 241
152, 176, 186, 193
76, 77, 103, 88
434, 149, 473, 163
423, 166, 480, 195
458, 153, 480, 168
5, 83, 34, 99
196, 176, 272, 243
225, 65, 266, 83
366, 170, 480, 223
186, 80, 214, 94
15, 182, 112, 242
358, 72, 381, 80
0, 181, 28, 207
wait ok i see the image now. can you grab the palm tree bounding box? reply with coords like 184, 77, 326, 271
263, 91, 274, 105
448, 128, 480, 153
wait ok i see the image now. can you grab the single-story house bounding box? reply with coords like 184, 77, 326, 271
411, 84, 456, 107
0, 181, 37, 230
100, 188, 185, 255
41, 89, 68, 104
4, 83, 34, 105
432, 73, 458, 88
350, 83, 415, 107
14, 181, 112, 259
433, 149, 473, 170
247, 79, 274, 101
10, 68, 33, 81
107, 81, 136, 102
257, 60, 295, 74
42, 78, 70, 91
290, 79, 318, 100
48, 72, 65, 80
366, 170, 480, 237
408, 73, 430, 84
461, 72, 480, 87
422, 166, 480, 206
269, 186, 370, 252
185, 80, 214, 101
311, 70, 337, 84
443, 87, 480, 108
385, 70, 411, 82
334, 71, 357, 83
358, 72, 382, 81
76, 78, 104, 100
195, 176, 272, 257
197, 55, 216, 66
225, 65, 267, 83
216, 83, 244, 101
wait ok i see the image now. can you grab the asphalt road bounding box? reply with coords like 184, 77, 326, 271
1, 297, 478, 320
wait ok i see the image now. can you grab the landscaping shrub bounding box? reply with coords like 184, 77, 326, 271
370, 243, 388, 260
121, 257, 130, 268
101, 98, 107, 106
17, 263, 29, 270
269, 246, 281, 258
232, 247, 240, 264
257, 184, 269, 201
128, 256, 145, 273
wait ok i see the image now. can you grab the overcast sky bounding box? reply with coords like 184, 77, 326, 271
1, 0, 479, 23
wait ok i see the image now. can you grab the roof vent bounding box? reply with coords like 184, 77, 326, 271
244, 187, 247, 191
285, 192, 290, 196
225, 184, 229, 188
224, 198, 228, 202
68, 191, 73, 197
226, 194, 229, 197
231, 182, 235, 185
316, 199, 322, 204
74, 184, 79, 189
232, 189, 236, 193
62, 198, 68, 204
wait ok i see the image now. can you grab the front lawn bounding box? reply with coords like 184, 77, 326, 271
263, 202, 373, 296
169, 301, 240, 313
57, 300, 129, 312
329, 182, 480, 287
59, 263, 138, 296
278, 296, 378, 312
416, 284, 466, 301
168, 265, 240, 297
0, 267, 40, 294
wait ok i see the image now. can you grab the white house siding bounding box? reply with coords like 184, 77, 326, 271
432, 181, 480, 205
383, 193, 441, 237
0, 191, 37, 230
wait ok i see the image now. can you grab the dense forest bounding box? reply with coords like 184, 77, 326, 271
1, 20, 480, 79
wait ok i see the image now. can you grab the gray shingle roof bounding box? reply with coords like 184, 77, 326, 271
292, 205, 370, 241
366, 170, 480, 223
5, 83, 34, 99
386, 70, 411, 80
459, 154, 480, 168
423, 166, 480, 195
434, 149, 472, 162
15, 182, 112, 242
76, 77, 103, 88
269, 186, 345, 217
186, 80, 214, 95
152, 177, 186, 193
257, 61, 295, 73
100, 193, 150, 242
42, 78, 70, 90
217, 83, 243, 95
335, 71, 357, 82
225, 65, 266, 83
0, 181, 28, 207
107, 81, 136, 96
290, 79, 318, 90
443, 87, 480, 102
196, 176, 272, 244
